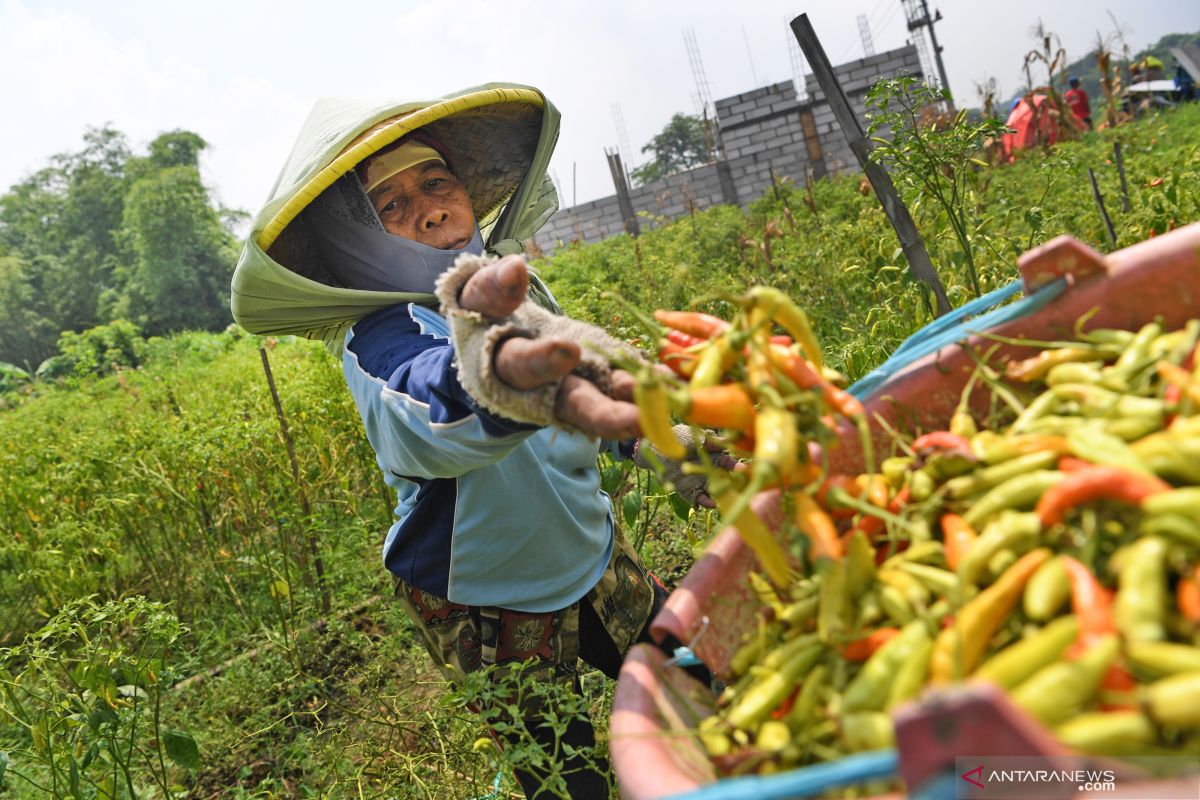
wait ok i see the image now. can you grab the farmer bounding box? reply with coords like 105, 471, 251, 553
1065, 76, 1092, 130
230, 85, 718, 799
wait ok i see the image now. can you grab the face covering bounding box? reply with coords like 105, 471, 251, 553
303, 171, 484, 294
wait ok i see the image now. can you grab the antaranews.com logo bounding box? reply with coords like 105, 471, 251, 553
953, 756, 1199, 799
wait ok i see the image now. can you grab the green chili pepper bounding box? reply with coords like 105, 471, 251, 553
1054, 711, 1156, 754
1023, 556, 1071, 621
881, 541, 946, 568
1114, 536, 1168, 643
855, 589, 884, 629
886, 634, 933, 711
1104, 321, 1162, 386
730, 622, 784, 677
780, 595, 820, 628
845, 530, 876, 599
1011, 634, 1119, 727
1011, 390, 1064, 433
1144, 670, 1200, 728
1139, 514, 1200, 550
877, 568, 931, 608
839, 712, 895, 751
842, 620, 932, 712
1143, 488, 1200, 517
817, 560, 850, 644
785, 664, 828, 733
1052, 382, 1166, 421
957, 511, 1042, 586
1104, 415, 1164, 442
881, 456, 912, 488
1126, 641, 1200, 677
756, 719, 792, 751
897, 562, 959, 597
1066, 427, 1152, 475
727, 642, 822, 730
972, 615, 1078, 690
877, 585, 916, 625
1044, 361, 1105, 386
945, 450, 1060, 499
762, 633, 820, 671
909, 468, 936, 501
961, 472, 1063, 530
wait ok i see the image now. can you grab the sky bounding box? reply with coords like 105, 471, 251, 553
0, 0, 1192, 221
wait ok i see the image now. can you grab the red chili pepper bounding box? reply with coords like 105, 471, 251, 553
816, 475, 860, 519
769, 334, 794, 346
1035, 465, 1172, 527
911, 431, 972, 453
770, 687, 800, 719
657, 340, 697, 377
1179, 565, 1200, 622
838, 628, 900, 662
767, 344, 864, 418
1099, 662, 1139, 711
665, 329, 705, 348
653, 309, 730, 339
850, 486, 911, 541
1056, 456, 1094, 472
1060, 556, 1116, 657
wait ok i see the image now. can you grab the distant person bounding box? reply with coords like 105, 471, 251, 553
1176, 65, 1197, 102
1065, 76, 1092, 129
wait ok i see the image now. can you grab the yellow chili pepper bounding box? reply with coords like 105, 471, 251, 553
747, 286, 824, 374
633, 376, 686, 460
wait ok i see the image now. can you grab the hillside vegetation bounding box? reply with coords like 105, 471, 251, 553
1, 100, 1198, 798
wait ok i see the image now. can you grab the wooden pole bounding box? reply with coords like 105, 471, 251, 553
1113, 141, 1131, 212
790, 13, 952, 316
1088, 167, 1118, 247
606, 149, 641, 237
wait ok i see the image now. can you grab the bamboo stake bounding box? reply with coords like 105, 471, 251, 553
1087, 168, 1117, 247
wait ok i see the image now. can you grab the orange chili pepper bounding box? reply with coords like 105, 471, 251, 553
1099, 662, 1139, 711
794, 491, 844, 561
849, 486, 911, 541
653, 309, 730, 339
766, 343, 864, 418
911, 431, 972, 453
657, 340, 697, 377
665, 329, 705, 348
1035, 465, 1172, 527
838, 628, 900, 662
941, 513, 977, 571
1056, 456, 1094, 472
1059, 556, 1117, 657
1179, 565, 1200, 622
816, 475, 860, 519
675, 383, 757, 431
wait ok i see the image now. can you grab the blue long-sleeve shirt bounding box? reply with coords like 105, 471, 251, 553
342, 302, 616, 612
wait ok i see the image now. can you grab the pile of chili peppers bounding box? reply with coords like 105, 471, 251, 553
634, 296, 1200, 775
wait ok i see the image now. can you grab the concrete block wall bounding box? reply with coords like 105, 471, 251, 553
531, 44, 922, 255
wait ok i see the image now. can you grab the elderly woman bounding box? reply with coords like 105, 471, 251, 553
231, 84, 714, 798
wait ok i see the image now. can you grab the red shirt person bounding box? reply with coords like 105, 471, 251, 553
1066, 76, 1092, 129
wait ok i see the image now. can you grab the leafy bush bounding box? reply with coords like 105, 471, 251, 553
37, 320, 146, 381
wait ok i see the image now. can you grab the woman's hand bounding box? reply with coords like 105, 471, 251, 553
458, 256, 641, 439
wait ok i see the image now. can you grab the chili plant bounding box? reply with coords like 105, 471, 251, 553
865, 76, 1010, 298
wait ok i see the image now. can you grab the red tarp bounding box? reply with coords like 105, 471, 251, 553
1001, 94, 1082, 160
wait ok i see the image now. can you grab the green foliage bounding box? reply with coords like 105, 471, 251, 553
867, 76, 1010, 296
0, 596, 191, 798
0, 129, 240, 368
631, 113, 710, 185
38, 320, 146, 381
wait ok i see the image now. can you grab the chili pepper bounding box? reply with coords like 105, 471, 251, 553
726, 641, 822, 730
1140, 513, 1200, 550
1056, 456, 1094, 472
1010, 634, 1119, 727
881, 541, 946, 569
817, 559, 851, 643
665, 329, 705, 348
897, 562, 958, 597
961, 471, 1063, 529
653, 309, 730, 340
1143, 670, 1200, 728
971, 432, 1070, 464
1076, 327, 1135, 348
843, 530, 875, 597
1006, 347, 1106, 382
956, 511, 1041, 587
784, 664, 827, 733
1044, 360, 1105, 387
1065, 427, 1152, 476
746, 286, 824, 373
1143, 487, 1200, 517
1114, 536, 1168, 644
794, 491, 843, 563
839, 712, 895, 752
881, 456, 912, 488
761, 632, 820, 671
842, 620, 932, 712
674, 383, 757, 432
886, 633, 932, 711
780, 594, 819, 628
877, 568, 931, 608
912, 431, 973, 453
753, 406, 798, 483
1104, 414, 1163, 442
908, 468, 936, 502
1054, 711, 1157, 754
931, 548, 1051, 683
945, 450, 1060, 499
1010, 389, 1064, 433
855, 589, 884, 629
1126, 641, 1200, 676
849, 486, 911, 542
1059, 556, 1116, 655
941, 514, 977, 571
689, 334, 736, 388
877, 584, 916, 625
972, 615, 1079, 690
658, 339, 698, 377
1104, 320, 1162, 386
756, 719, 792, 750
1035, 465, 1171, 527
713, 486, 791, 586
1131, 433, 1200, 483
766, 344, 862, 418
730, 622, 783, 677
1179, 565, 1200, 623
815, 475, 860, 519
1051, 382, 1166, 421
633, 377, 686, 460
1023, 555, 1071, 621
837, 627, 899, 662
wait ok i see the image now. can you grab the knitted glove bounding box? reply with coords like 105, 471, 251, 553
435, 253, 645, 431
633, 424, 736, 508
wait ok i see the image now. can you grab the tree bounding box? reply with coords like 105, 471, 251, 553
112, 164, 237, 335
630, 113, 710, 185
